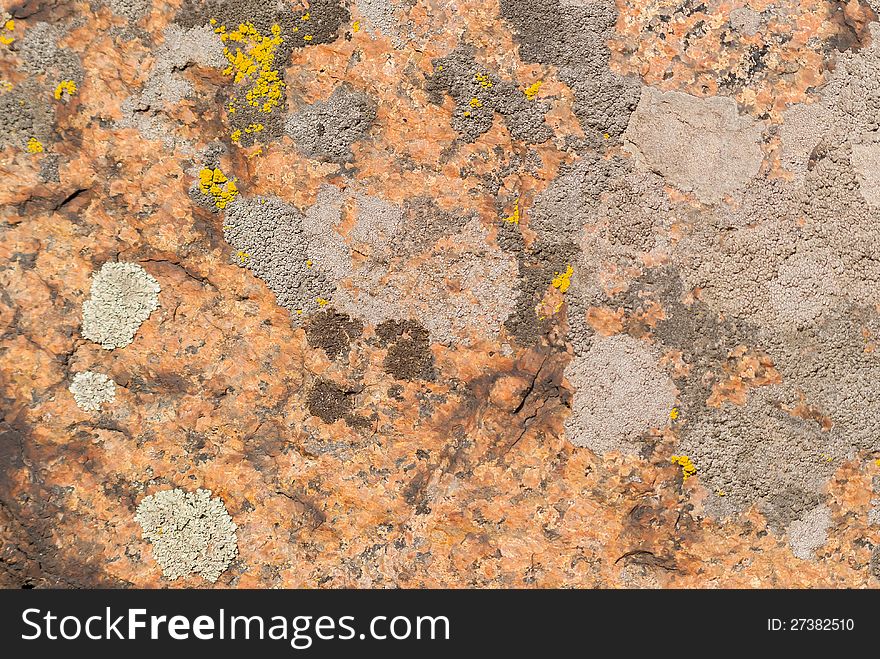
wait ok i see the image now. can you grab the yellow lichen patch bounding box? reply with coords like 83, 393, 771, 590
199, 167, 239, 209
551, 265, 573, 293
1, 17, 14, 45
301, 12, 310, 21
237, 250, 250, 262
53, 80, 77, 100
671, 455, 697, 481
524, 80, 542, 100
26, 138, 44, 154
474, 72, 492, 89
303, 35, 313, 41
352, 21, 360, 33
502, 198, 520, 225
469, 97, 482, 108
316, 297, 329, 307
669, 407, 679, 421
216, 21, 284, 114
230, 128, 242, 144
306, 259, 313, 268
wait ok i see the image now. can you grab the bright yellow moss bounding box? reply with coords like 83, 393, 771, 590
53, 80, 77, 100
524, 80, 542, 100
671, 455, 697, 481
26, 138, 44, 153
474, 72, 492, 89
551, 265, 573, 293
199, 167, 238, 209
503, 198, 519, 225
1, 18, 13, 45
216, 21, 284, 114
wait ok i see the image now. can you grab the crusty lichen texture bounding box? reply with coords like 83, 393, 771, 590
68, 371, 116, 412
134, 488, 238, 583
9, 0, 880, 590
81, 262, 161, 350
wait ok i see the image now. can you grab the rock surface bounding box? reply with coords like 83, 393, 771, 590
2, 0, 880, 588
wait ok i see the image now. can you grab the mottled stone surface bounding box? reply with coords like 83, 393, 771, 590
2, 0, 880, 589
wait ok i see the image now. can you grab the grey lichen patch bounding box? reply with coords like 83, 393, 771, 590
623, 88, 765, 205
787, 505, 832, 560
375, 319, 435, 381
304, 309, 364, 360
106, 0, 152, 22
334, 217, 520, 346
851, 135, 880, 208
69, 371, 117, 412
676, 388, 837, 529
354, 0, 406, 46
285, 84, 377, 163
563, 334, 676, 454
19, 21, 84, 83
223, 195, 334, 319
135, 488, 238, 583
500, 0, 641, 143
0, 81, 54, 150
81, 262, 161, 350
118, 24, 226, 150
426, 46, 552, 144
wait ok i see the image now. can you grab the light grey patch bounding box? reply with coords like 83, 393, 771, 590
851, 134, 880, 208
107, 0, 152, 22
285, 84, 377, 164
347, 191, 404, 261
301, 184, 351, 282
334, 218, 519, 346
117, 24, 226, 151
623, 88, 765, 204
135, 488, 238, 583
81, 262, 161, 350
69, 371, 117, 412
729, 7, 763, 36
355, 0, 404, 46
787, 505, 832, 560
224, 196, 334, 318
778, 101, 837, 177
563, 334, 676, 454
19, 21, 84, 83
426, 46, 553, 144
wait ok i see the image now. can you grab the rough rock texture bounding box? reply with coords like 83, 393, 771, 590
3, 0, 880, 590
